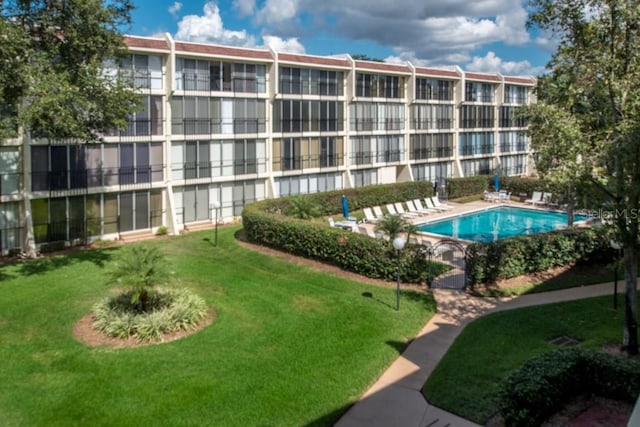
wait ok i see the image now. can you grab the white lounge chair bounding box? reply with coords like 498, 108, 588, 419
498, 190, 511, 204
328, 217, 356, 231
425, 197, 448, 212
542, 192, 556, 207
405, 200, 429, 216
431, 195, 453, 210
524, 191, 543, 205
363, 207, 381, 223
413, 199, 438, 214
373, 205, 386, 219
394, 202, 420, 218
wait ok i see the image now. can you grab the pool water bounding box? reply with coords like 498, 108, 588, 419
417, 206, 587, 243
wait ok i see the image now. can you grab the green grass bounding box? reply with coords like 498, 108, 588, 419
422, 294, 631, 423
450, 194, 485, 203
0, 226, 436, 427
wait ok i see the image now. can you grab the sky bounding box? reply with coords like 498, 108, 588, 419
127, 0, 557, 77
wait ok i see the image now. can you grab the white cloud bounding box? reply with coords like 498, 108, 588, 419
262, 35, 306, 53
168, 2, 182, 16
256, 0, 299, 26
233, 0, 256, 16
174, 2, 255, 46
466, 51, 544, 76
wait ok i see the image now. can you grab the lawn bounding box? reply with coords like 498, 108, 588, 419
0, 226, 436, 426
422, 294, 632, 424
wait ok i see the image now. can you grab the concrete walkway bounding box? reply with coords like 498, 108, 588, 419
335, 282, 623, 427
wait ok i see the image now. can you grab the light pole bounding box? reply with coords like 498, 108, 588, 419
393, 237, 406, 311
212, 200, 221, 247
611, 240, 621, 309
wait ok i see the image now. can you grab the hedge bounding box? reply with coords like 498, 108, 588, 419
242, 182, 450, 283
465, 226, 612, 286
499, 347, 640, 427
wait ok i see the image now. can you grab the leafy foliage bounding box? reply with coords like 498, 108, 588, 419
92, 287, 208, 342
108, 245, 169, 310
285, 195, 321, 219
445, 175, 490, 199
0, 0, 139, 139
528, 0, 640, 353
465, 227, 613, 285
242, 183, 450, 284
499, 347, 640, 427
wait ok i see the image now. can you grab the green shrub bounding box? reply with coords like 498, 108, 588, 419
499, 347, 640, 427
446, 175, 490, 199
465, 227, 612, 286
156, 226, 168, 236
242, 182, 449, 284
92, 287, 208, 342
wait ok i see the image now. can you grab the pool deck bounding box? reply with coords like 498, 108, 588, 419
357, 198, 577, 246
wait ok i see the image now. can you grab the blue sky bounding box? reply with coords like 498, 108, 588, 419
127, 0, 555, 77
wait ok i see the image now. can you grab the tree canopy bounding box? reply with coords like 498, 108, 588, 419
0, 0, 139, 140
527, 0, 640, 354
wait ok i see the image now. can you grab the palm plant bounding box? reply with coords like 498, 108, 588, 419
374, 214, 408, 241
109, 245, 169, 311
287, 195, 321, 219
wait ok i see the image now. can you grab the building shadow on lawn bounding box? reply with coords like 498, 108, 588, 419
14, 246, 118, 277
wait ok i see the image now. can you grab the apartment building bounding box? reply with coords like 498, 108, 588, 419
0, 34, 535, 255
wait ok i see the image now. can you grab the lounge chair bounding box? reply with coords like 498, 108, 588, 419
406, 200, 429, 216
524, 191, 543, 205
373, 205, 386, 219
413, 199, 438, 214
394, 202, 420, 218
363, 207, 381, 223
431, 195, 453, 210
424, 197, 446, 211
498, 190, 511, 204
542, 192, 556, 207
328, 217, 356, 231
358, 225, 377, 238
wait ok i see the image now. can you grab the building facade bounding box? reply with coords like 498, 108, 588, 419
0, 34, 535, 254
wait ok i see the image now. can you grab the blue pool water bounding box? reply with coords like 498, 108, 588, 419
417, 206, 587, 243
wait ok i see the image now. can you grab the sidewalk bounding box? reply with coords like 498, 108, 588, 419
335, 282, 621, 427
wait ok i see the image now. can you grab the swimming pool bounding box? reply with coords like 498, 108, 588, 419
417, 206, 587, 243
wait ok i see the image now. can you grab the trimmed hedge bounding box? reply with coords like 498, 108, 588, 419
465, 227, 612, 285
446, 175, 490, 199
242, 182, 449, 283
499, 347, 640, 427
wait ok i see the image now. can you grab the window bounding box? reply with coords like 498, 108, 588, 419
415, 78, 453, 101
350, 137, 373, 165
499, 131, 528, 152
376, 135, 403, 163
410, 134, 453, 160
461, 105, 495, 128
504, 85, 528, 104
499, 106, 527, 128
411, 104, 453, 129
461, 158, 492, 176
107, 95, 163, 137
0, 147, 21, 196
355, 73, 403, 98
117, 54, 163, 89
465, 82, 494, 102
459, 132, 495, 156
177, 59, 266, 93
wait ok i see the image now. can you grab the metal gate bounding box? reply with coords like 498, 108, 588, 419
427, 239, 468, 290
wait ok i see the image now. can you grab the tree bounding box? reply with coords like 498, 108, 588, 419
108, 245, 169, 312
0, 0, 139, 140
528, 0, 640, 354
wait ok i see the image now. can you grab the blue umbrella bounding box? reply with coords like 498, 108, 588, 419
494, 173, 500, 191
342, 195, 349, 218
